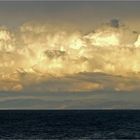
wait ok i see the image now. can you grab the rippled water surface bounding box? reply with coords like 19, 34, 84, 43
0, 110, 140, 139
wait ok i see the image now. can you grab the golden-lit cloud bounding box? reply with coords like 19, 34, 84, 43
0, 20, 140, 92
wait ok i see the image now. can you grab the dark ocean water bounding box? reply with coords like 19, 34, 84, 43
0, 110, 140, 139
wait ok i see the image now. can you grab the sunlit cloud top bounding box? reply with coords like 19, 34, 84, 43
0, 1, 140, 109
0, 19, 140, 92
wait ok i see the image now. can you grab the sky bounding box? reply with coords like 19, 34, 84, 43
0, 1, 140, 109
0, 1, 140, 31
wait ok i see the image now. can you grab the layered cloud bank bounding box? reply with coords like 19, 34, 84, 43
0, 20, 140, 92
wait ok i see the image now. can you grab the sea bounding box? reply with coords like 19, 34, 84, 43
0, 110, 140, 139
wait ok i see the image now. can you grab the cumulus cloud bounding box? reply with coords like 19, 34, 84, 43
0, 20, 140, 92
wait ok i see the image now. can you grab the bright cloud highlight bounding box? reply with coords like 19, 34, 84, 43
0, 20, 140, 92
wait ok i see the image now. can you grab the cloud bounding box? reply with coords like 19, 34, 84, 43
110, 19, 119, 28
0, 20, 140, 92
1, 89, 140, 109
17, 72, 140, 94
